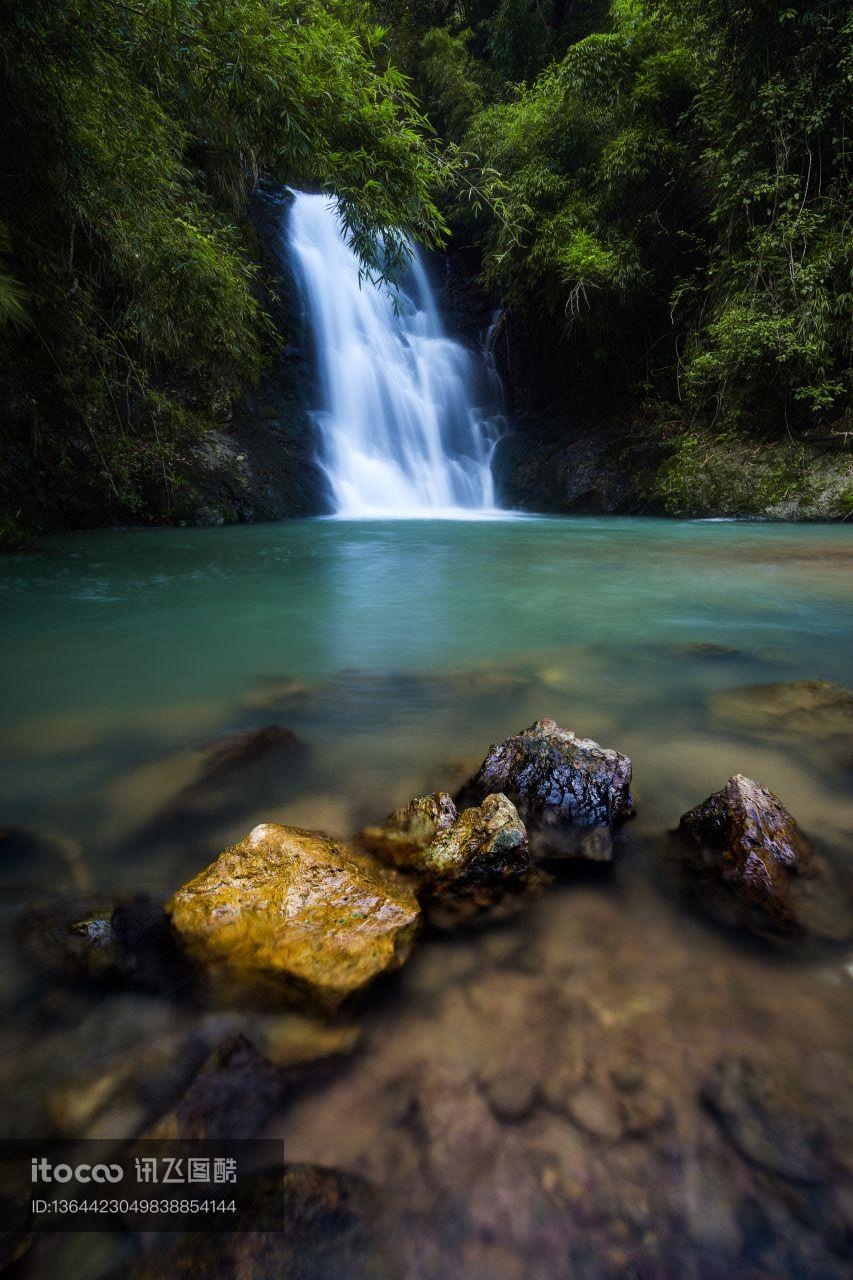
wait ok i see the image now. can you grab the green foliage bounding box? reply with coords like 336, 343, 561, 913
441, 0, 852, 431
677, 0, 852, 424
487, 0, 556, 83
0, 0, 450, 525
418, 27, 487, 142
467, 10, 700, 382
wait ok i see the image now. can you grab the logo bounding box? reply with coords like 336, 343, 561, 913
31, 1158, 123, 1184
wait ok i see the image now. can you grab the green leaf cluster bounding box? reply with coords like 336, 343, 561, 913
0, 0, 448, 525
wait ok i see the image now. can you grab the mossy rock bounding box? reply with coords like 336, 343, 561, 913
166, 824, 420, 1009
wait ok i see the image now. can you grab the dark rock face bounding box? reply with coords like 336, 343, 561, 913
147, 1033, 286, 1140
185, 186, 333, 525
141, 723, 311, 847
492, 407, 650, 516
678, 774, 814, 935
17, 893, 178, 990
456, 719, 634, 861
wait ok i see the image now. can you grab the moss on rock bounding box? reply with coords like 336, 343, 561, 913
166, 823, 421, 1009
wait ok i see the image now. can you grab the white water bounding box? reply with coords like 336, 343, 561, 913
287, 191, 504, 517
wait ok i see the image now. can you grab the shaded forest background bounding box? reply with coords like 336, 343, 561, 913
1, 0, 851, 538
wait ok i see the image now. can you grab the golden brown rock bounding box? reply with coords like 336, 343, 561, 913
166, 823, 420, 1008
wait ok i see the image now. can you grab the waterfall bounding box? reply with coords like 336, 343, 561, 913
287, 191, 503, 517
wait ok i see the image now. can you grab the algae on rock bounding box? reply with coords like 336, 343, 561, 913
166, 823, 420, 1009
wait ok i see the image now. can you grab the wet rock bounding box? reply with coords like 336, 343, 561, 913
360, 792, 458, 867
166, 823, 420, 1008
702, 1056, 833, 1184
147, 1033, 287, 1140
456, 719, 634, 860
17, 893, 179, 990
678, 774, 814, 935
424, 867, 550, 931
418, 794, 528, 882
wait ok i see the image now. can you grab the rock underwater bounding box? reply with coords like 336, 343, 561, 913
166, 823, 420, 1009
456, 718, 634, 861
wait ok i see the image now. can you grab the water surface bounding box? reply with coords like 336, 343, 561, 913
1, 516, 852, 1278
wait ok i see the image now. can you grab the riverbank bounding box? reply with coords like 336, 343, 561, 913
492, 400, 853, 521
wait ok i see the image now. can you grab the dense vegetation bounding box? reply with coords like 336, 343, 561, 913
0, 0, 452, 537
403, 2, 852, 412
1, 0, 851, 534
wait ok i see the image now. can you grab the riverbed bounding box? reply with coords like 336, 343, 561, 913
1, 516, 852, 1277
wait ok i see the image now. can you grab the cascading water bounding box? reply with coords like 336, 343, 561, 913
287, 191, 503, 517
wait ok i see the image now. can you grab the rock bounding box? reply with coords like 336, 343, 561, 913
106, 1163, 394, 1279
0, 825, 89, 893
702, 1056, 832, 1184
147, 1033, 287, 1140
360, 792, 458, 867
683, 1165, 743, 1261
677, 774, 814, 935
165, 823, 421, 1008
141, 723, 311, 846
564, 1083, 625, 1142
710, 679, 853, 739
17, 893, 179, 990
251, 1012, 360, 1068
49, 1029, 213, 1139
425, 867, 551, 932
456, 719, 634, 860
417, 794, 528, 882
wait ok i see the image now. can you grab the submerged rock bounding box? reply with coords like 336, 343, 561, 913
710, 678, 853, 739
677, 774, 814, 935
0, 825, 89, 894
141, 723, 311, 846
107, 1163, 395, 1279
360, 792, 458, 867
17, 893, 178, 990
49, 1028, 212, 1139
166, 823, 420, 1008
702, 1056, 835, 1185
147, 1032, 286, 1141
456, 719, 634, 860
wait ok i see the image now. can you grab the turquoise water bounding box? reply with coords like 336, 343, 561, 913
2, 516, 853, 1278
1, 516, 851, 888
